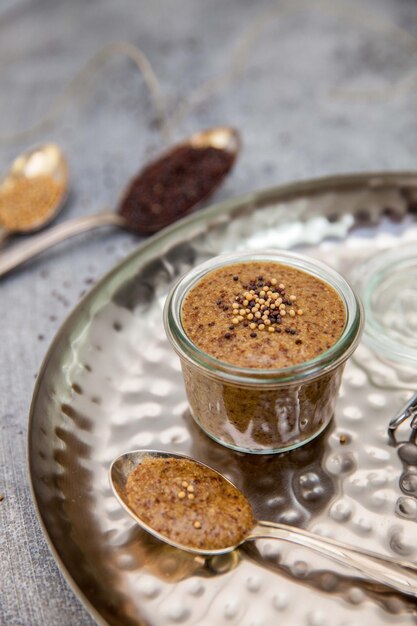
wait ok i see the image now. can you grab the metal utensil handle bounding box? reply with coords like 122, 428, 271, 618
0, 227, 9, 246
249, 520, 417, 598
0, 211, 124, 278
389, 392, 417, 433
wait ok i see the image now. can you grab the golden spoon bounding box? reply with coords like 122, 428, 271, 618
0, 127, 240, 278
0, 143, 69, 244
110, 449, 417, 599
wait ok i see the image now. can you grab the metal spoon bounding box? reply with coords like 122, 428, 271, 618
110, 449, 417, 599
0, 127, 240, 278
0, 143, 69, 244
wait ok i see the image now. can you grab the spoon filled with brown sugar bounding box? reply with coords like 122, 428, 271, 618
110, 449, 417, 599
0, 127, 239, 277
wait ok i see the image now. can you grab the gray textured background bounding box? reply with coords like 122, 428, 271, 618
1, 0, 417, 624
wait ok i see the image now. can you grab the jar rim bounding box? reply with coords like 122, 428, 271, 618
164, 250, 364, 386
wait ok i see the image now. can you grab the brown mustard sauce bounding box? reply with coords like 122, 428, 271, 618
181, 261, 346, 368
125, 457, 254, 550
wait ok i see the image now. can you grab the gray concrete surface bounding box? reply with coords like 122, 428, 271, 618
1, 0, 417, 623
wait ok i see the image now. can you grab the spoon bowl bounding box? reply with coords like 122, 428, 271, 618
117, 126, 240, 235
110, 449, 417, 598
0, 143, 69, 237
110, 449, 240, 556
188, 126, 241, 153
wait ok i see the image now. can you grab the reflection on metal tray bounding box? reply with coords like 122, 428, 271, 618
29, 172, 417, 626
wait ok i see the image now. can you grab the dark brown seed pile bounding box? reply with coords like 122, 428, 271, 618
119, 145, 236, 235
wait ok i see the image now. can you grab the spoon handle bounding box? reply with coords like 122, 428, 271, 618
0, 211, 125, 278
0, 227, 9, 247
249, 520, 417, 598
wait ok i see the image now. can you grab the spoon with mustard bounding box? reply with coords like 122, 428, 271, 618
110, 449, 417, 599
0, 143, 69, 245
0, 127, 239, 278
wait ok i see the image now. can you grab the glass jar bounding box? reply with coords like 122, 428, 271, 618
164, 250, 364, 454
353, 244, 417, 366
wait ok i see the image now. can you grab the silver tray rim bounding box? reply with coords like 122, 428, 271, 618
27, 169, 417, 626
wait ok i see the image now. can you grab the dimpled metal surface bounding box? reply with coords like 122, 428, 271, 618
29, 172, 417, 626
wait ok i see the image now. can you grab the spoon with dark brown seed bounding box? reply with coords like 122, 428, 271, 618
0, 127, 239, 278
110, 449, 417, 599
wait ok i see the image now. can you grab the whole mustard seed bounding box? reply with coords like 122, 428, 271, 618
193, 521, 202, 529
214, 273, 309, 342
178, 491, 186, 499
0, 175, 65, 231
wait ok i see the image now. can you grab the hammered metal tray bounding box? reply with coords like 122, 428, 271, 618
29, 172, 417, 626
